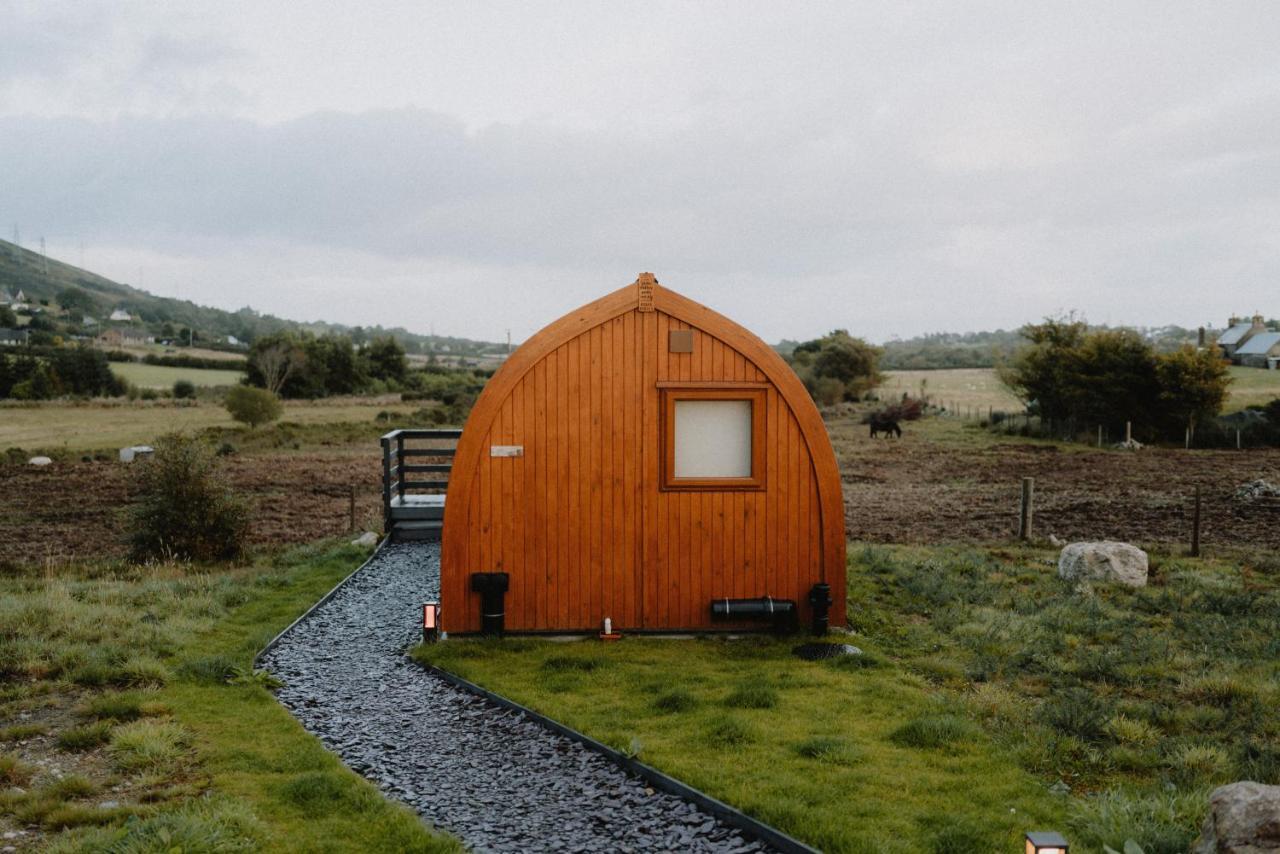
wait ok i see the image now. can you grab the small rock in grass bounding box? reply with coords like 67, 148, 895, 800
1058, 541, 1148, 588
27, 456, 52, 466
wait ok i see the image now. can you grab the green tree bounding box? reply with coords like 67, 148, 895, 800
788, 330, 882, 403
128, 434, 249, 561
56, 286, 95, 314
224, 385, 283, 428
1155, 346, 1231, 438
1000, 317, 1228, 441
365, 335, 408, 384
0, 305, 16, 327
173, 379, 197, 399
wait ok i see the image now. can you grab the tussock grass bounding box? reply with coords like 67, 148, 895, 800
81, 691, 147, 722
44, 797, 258, 853
0, 752, 35, 786
56, 721, 113, 752
653, 688, 698, 713
109, 719, 191, 771
0, 723, 48, 741
889, 715, 976, 750
723, 683, 778, 710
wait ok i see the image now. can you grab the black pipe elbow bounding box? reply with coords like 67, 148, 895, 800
470, 572, 509, 636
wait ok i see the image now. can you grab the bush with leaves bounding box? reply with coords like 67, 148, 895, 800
172, 379, 197, 399
224, 384, 282, 428
128, 435, 249, 562
787, 330, 882, 404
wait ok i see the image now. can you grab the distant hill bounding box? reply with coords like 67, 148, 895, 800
0, 238, 502, 356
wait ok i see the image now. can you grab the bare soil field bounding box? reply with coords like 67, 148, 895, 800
0, 450, 386, 567
833, 413, 1280, 551
4, 412, 1280, 567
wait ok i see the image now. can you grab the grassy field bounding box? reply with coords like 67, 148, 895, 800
416, 545, 1280, 854
882, 366, 1280, 414
109, 361, 245, 389
0, 541, 459, 852
0, 398, 416, 454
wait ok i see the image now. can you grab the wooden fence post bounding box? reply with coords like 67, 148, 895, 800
1018, 477, 1034, 541
1097, 425, 1103, 448
1125, 421, 1132, 445
1185, 427, 1191, 450
1237, 429, 1242, 450
349, 484, 356, 533
1190, 486, 1202, 557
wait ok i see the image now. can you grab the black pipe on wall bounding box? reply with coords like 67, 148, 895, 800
470, 572, 510, 636
710, 597, 797, 633
808, 583, 831, 636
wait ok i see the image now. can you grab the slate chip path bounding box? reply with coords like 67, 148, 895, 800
261, 542, 773, 853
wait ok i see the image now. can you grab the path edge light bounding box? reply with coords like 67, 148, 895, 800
1025, 831, 1069, 854
422, 601, 440, 643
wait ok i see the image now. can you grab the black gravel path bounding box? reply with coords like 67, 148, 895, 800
260, 543, 774, 853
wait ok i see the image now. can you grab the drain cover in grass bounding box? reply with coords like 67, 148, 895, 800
791, 643, 863, 661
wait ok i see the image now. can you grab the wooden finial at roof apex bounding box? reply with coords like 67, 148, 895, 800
636, 272, 657, 312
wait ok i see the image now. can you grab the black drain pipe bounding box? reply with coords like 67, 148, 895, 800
710, 597, 797, 633
470, 572, 509, 636
808, 583, 832, 636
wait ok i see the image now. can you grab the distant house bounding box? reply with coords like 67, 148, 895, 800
0, 290, 13, 306
109, 308, 133, 322
82, 316, 98, 328
96, 328, 148, 348
1236, 331, 1280, 369
226, 334, 241, 346
0, 328, 30, 346
1217, 315, 1268, 361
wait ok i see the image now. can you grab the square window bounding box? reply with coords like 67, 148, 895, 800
674, 399, 752, 477
661, 387, 766, 490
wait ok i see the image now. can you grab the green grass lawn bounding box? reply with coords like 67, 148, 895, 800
0, 541, 459, 852
414, 637, 1067, 853
109, 361, 245, 389
0, 398, 420, 454
416, 544, 1280, 854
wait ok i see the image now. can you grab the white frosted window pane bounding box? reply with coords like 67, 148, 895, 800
674, 400, 752, 478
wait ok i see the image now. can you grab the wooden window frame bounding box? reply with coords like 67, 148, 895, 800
660, 386, 767, 491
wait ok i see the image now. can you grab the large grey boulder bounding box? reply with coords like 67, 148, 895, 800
1057, 541, 1148, 588
1192, 781, 1280, 853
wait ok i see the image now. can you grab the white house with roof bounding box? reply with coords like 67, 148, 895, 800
1217, 315, 1267, 361
1236, 331, 1280, 369
109, 308, 132, 322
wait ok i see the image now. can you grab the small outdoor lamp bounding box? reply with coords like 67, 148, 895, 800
422, 601, 441, 644
1025, 831, 1069, 854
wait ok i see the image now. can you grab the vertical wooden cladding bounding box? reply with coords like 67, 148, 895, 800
442, 279, 846, 633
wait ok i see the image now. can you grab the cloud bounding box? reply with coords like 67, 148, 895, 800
0, 2, 1277, 340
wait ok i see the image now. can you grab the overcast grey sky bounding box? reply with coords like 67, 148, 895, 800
2, 1, 1277, 343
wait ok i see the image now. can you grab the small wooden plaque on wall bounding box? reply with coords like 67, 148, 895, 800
669, 329, 694, 353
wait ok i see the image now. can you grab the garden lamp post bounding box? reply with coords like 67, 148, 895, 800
422, 602, 440, 643
1025, 831, 1069, 854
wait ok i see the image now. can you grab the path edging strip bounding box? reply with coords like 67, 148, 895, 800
418, 661, 821, 854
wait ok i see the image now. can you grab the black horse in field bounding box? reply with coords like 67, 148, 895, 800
868, 413, 902, 438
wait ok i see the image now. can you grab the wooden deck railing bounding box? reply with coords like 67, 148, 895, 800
379, 428, 462, 530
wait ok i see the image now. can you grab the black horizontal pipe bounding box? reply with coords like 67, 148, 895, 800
711, 597, 796, 618
710, 596, 798, 633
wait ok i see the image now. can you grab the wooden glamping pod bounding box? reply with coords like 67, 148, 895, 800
440, 273, 845, 634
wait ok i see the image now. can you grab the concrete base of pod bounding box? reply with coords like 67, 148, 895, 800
416, 660, 821, 854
